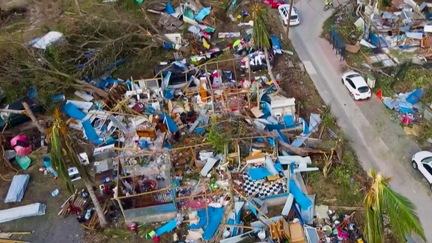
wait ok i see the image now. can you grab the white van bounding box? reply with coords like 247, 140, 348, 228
278, 4, 300, 26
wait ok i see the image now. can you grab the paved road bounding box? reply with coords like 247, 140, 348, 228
287, 0, 432, 241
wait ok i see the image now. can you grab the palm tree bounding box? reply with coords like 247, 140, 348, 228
49, 109, 108, 227
364, 169, 425, 243
250, 5, 278, 89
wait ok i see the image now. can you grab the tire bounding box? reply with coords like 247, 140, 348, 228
351, 93, 355, 100
323, 6, 328, 11
412, 161, 418, 170
341, 78, 344, 84
430, 184, 432, 191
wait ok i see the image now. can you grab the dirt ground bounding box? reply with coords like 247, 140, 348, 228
0, 151, 84, 243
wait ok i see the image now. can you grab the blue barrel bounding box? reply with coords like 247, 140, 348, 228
43, 156, 51, 168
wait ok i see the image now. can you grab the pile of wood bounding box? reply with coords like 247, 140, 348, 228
84, 196, 111, 230
58, 190, 89, 218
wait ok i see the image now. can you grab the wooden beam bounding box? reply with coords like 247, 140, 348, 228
0, 109, 24, 114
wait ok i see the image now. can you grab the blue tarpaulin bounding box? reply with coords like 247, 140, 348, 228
195, 7, 211, 21
406, 89, 424, 105
165, 89, 174, 99
63, 103, 86, 120
82, 120, 99, 141
190, 209, 208, 229
165, 3, 175, 14
190, 207, 223, 240
283, 115, 295, 128
162, 114, 179, 133
271, 36, 281, 53
290, 179, 312, 210
276, 130, 288, 143
203, 207, 224, 240
155, 219, 177, 236
248, 167, 272, 180
248, 163, 283, 181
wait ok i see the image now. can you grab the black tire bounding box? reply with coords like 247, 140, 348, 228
412, 161, 418, 170
323, 6, 328, 11
351, 93, 355, 100
430, 184, 432, 191
341, 78, 344, 84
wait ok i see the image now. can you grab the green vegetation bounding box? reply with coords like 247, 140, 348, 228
364, 170, 426, 243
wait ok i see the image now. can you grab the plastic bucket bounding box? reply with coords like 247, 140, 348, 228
43, 156, 51, 168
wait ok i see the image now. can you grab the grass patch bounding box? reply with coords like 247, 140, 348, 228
306, 135, 365, 207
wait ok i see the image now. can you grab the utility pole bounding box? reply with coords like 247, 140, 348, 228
286, 0, 295, 41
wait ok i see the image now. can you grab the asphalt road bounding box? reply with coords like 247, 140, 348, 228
286, 0, 432, 241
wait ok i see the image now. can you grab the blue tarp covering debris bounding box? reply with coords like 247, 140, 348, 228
290, 179, 312, 210
154, 219, 177, 236
63, 102, 86, 120
190, 207, 223, 240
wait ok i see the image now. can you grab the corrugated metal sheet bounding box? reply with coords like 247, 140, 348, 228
0, 203, 46, 223
4, 174, 30, 203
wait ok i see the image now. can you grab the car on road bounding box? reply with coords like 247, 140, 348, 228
278, 4, 300, 26
341, 71, 372, 100
412, 151, 432, 189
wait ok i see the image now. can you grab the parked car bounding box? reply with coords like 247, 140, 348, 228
278, 4, 300, 26
263, 0, 285, 8
412, 151, 432, 189
341, 71, 372, 100
0, 97, 43, 131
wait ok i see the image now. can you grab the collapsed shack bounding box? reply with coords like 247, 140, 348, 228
54, 53, 366, 242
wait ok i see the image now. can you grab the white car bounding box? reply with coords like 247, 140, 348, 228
412, 151, 432, 189
341, 71, 372, 100
278, 4, 300, 26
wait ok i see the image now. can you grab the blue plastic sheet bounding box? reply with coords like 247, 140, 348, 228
406, 89, 424, 105
195, 7, 211, 21
162, 114, 179, 133
283, 115, 295, 128
82, 120, 99, 141
203, 207, 224, 240
290, 179, 312, 210
63, 103, 86, 120
276, 130, 288, 143
165, 89, 174, 99
248, 203, 258, 216
165, 3, 175, 14
155, 219, 177, 236
190, 209, 208, 229
248, 167, 272, 180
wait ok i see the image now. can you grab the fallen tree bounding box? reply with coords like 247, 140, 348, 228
0, 4, 163, 107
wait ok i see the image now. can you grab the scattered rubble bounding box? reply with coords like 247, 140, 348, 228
0, 1, 369, 242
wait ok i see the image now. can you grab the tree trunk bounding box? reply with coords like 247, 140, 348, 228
85, 183, 108, 227
264, 48, 276, 83
22, 102, 46, 134
0, 109, 24, 114
264, 49, 288, 96
279, 139, 323, 156
75, 80, 108, 98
